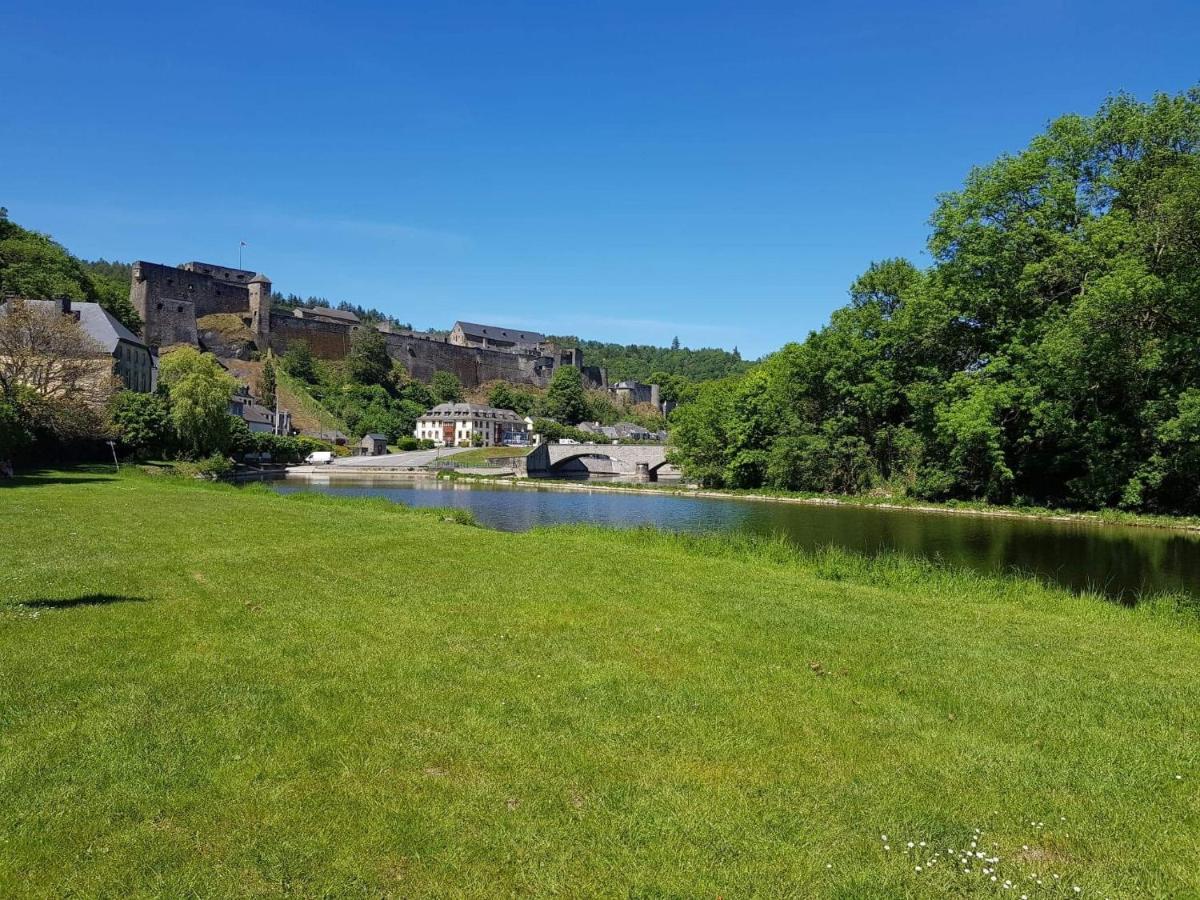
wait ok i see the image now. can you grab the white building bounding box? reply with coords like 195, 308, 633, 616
415, 402, 529, 448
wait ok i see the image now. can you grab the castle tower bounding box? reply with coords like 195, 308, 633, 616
248, 273, 272, 344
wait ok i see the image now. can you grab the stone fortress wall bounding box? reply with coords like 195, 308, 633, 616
130, 259, 581, 389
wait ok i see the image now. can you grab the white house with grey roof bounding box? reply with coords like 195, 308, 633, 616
0, 297, 155, 393
415, 402, 529, 448
449, 321, 545, 352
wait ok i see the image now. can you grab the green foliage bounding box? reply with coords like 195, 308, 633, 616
531, 417, 597, 444
171, 453, 235, 480
430, 370, 464, 404
543, 366, 589, 424
345, 327, 391, 387
258, 357, 277, 409
279, 341, 317, 383
669, 87, 1200, 515
109, 391, 170, 458
547, 336, 750, 383
0, 395, 32, 464
487, 382, 538, 416
0, 215, 139, 330
228, 427, 332, 464
158, 347, 237, 458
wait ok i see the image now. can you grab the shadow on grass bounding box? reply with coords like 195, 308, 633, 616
3, 466, 119, 487
19, 594, 150, 610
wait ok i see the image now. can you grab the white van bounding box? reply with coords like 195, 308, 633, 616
304, 451, 335, 466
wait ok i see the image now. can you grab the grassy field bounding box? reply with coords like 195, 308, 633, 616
445, 445, 532, 467
1, 470, 1197, 898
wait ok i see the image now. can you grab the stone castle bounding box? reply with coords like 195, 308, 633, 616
130, 260, 595, 389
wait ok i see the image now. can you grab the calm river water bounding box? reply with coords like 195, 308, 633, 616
272, 478, 1200, 599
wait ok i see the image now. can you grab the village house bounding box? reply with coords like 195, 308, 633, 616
415, 402, 529, 448
228, 385, 292, 434
449, 321, 545, 352
0, 297, 156, 394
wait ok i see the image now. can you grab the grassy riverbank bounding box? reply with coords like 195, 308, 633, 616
2, 470, 1198, 897
444, 470, 1200, 533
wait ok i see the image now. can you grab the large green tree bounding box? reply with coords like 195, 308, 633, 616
345, 327, 391, 387
158, 348, 237, 458
543, 366, 589, 424
669, 87, 1200, 514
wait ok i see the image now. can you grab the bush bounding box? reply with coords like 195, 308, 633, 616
173, 453, 233, 480
109, 391, 170, 458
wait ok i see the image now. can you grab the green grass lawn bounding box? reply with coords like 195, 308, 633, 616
1, 470, 1197, 898
445, 445, 532, 467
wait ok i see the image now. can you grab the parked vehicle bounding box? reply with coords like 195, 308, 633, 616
556, 438, 579, 444
304, 451, 335, 465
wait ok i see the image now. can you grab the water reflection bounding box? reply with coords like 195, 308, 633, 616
271, 478, 1200, 599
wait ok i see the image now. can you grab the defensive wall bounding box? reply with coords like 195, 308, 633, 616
131, 259, 600, 390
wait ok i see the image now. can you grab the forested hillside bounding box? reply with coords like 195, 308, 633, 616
670, 88, 1200, 515
547, 336, 749, 383
0, 211, 138, 330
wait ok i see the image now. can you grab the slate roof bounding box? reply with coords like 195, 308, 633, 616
453, 321, 544, 344
0, 299, 145, 354
297, 306, 361, 323
362, 433, 388, 441
420, 402, 526, 422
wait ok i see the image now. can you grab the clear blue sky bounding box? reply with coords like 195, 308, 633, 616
3, 1, 1197, 358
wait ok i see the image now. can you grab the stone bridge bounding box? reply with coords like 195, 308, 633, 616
523, 443, 673, 480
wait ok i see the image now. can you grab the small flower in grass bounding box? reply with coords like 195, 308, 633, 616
915, 866, 922, 872
907, 841, 914, 848
825, 863, 832, 870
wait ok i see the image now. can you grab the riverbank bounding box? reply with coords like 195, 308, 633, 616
2, 468, 1198, 896
433, 470, 1200, 534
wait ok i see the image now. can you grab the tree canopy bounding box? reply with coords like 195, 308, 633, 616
0, 213, 139, 330
670, 88, 1200, 514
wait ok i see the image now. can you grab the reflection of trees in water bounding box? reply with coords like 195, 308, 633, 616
736, 500, 1199, 599
276, 481, 1200, 599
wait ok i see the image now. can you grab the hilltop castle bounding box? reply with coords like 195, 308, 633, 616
129, 260, 593, 389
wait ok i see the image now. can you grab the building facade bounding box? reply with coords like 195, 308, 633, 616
0, 298, 155, 394
415, 402, 529, 448
449, 321, 545, 352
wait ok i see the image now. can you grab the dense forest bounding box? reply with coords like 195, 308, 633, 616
670, 89, 1200, 514
0, 210, 138, 330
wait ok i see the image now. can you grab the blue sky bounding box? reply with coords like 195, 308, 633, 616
3, 1, 1197, 358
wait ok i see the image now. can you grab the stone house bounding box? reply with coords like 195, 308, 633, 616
449, 321, 545, 352
359, 433, 388, 455
414, 402, 529, 448
0, 297, 156, 394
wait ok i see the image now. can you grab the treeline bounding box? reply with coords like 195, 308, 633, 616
670, 88, 1200, 515
271, 292, 411, 330
0, 210, 139, 330
546, 335, 749, 383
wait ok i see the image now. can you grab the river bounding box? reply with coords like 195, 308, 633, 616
271, 477, 1200, 600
